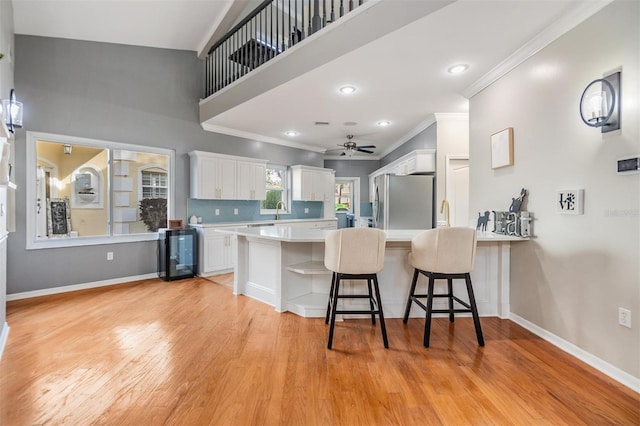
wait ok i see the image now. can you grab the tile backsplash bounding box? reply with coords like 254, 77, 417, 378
187, 199, 324, 224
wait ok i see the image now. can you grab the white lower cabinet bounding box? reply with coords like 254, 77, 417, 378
198, 227, 238, 276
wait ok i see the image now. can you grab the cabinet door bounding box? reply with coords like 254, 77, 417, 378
203, 233, 227, 272
301, 169, 315, 201
226, 235, 237, 268
252, 163, 266, 200
197, 157, 219, 199
217, 158, 237, 199
236, 161, 266, 200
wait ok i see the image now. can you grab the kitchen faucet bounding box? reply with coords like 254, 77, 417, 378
440, 199, 451, 227
275, 201, 287, 220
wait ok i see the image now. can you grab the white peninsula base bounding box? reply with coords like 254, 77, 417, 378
219, 227, 527, 319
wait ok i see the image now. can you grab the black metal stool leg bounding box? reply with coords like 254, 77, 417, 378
423, 275, 435, 347
367, 278, 376, 325
403, 269, 419, 323
464, 273, 485, 346
372, 274, 389, 348
327, 274, 341, 349
325, 272, 336, 324
447, 278, 455, 323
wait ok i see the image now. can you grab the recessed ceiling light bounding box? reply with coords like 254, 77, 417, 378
377, 120, 391, 127
339, 85, 356, 94
284, 130, 298, 136
448, 64, 469, 74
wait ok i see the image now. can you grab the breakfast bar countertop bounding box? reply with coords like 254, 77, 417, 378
216, 225, 529, 243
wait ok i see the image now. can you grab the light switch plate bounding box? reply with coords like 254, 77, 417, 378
234, 208, 238, 215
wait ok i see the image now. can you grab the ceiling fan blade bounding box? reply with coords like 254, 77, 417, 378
357, 148, 374, 154
356, 145, 376, 149
340, 152, 346, 156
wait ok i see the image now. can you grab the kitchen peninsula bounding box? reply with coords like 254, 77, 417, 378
217, 226, 528, 319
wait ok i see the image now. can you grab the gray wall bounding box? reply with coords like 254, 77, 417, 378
469, 1, 639, 378
380, 122, 436, 166
9, 35, 324, 294
324, 159, 379, 204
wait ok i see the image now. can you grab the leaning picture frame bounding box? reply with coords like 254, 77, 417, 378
491, 127, 514, 169
47, 198, 71, 237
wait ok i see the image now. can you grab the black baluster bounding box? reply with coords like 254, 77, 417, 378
331, 0, 335, 23
349, 0, 353, 12
289, 0, 292, 47
339, 0, 344, 17
312, 0, 321, 33
307, 0, 313, 35
323, 0, 326, 27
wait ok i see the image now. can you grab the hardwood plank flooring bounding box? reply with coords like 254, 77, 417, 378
1, 276, 638, 425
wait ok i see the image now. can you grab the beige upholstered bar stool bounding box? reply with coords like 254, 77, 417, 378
324, 228, 388, 349
402, 227, 484, 347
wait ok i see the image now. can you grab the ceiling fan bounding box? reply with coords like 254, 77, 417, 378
327, 134, 376, 156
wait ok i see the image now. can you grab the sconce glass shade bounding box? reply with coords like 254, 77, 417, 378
1, 89, 23, 133
579, 71, 620, 133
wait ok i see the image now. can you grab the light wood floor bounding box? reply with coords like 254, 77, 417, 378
1, 275, 638, 425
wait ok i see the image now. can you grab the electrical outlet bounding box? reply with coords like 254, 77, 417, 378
107, 252, 114, 261
215, 209, 220, 216
304, 208, 309, 213
619, 308, 631, 328
234, 208, 238, 215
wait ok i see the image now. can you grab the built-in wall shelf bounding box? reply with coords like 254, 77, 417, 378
287, 261, 331, 275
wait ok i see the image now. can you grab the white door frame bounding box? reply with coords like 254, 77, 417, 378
335, 177, 360, 226
444, 155, 469, 227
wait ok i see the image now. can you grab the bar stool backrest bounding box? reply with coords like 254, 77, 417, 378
408, 227, 477, 274
324, 228, 386, 274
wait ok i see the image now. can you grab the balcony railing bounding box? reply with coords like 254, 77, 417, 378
203, 0, 365, 98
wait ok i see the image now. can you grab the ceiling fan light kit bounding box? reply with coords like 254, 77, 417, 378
328, 134, 377, 157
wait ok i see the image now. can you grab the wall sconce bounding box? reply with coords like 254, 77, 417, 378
579, 71, 620, 133
1, 89, 24, 134
63, 144, 73, 155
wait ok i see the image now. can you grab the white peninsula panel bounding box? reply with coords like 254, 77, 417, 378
220, 226, 526, 319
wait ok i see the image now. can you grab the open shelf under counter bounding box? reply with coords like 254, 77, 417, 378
287, 293, 329, 318
287, 260, 331, 275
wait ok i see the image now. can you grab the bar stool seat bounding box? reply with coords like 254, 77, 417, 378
324, 228, 388, 349
402, 227, 484, 347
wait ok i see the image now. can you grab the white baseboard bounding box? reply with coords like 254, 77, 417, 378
6, 273, 158, 301
0, 322, 9, 360
510, 313, 640, 393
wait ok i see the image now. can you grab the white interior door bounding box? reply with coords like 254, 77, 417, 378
445, 157, 469, 227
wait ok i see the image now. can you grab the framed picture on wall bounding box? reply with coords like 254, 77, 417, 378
47, 198, 71, 237
491, 127, 514, 169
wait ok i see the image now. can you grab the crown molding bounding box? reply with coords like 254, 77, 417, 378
200, 122, 327, 153
462, 0, 614, 99
434, 112, 468, 122
378, 114, 437, 158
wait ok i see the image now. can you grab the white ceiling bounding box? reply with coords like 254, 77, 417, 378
12, 0, 602, 158
12, 0, 234, 52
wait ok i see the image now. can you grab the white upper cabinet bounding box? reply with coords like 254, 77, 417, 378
189, 151, 267, 200
291, 165, 335, 202
237, 160, 267, 200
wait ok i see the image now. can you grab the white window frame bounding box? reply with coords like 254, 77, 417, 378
137, 164, 168, 201
26, 131, 175, 249
260, 164, 291, 215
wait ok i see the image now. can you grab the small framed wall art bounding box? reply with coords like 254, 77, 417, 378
556, 189, 584, 215
491, 127, 514, 169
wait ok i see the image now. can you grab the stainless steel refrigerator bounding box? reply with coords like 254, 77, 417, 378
373, 174, 435, 229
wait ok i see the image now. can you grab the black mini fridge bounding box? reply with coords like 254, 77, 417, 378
158, 228, 198, 281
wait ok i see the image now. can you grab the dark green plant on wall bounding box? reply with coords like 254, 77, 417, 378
139, 198, 167, 232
